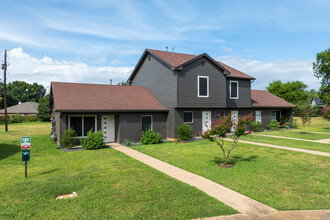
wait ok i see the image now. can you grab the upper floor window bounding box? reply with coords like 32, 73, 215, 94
198, 76, 209, 97
230, 81, 239, 99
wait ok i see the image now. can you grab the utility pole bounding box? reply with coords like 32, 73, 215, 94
2, 50, 8, 131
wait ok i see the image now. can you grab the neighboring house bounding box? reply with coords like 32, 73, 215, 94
0, 102, 38, 116
311, 97, 326, 107
51, 48, 296, 145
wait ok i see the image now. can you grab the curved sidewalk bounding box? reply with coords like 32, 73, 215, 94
111, 144, 276, 215
252, 133, 330, 144
223, 138, 330, 157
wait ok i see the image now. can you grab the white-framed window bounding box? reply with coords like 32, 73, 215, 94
68, 115, 97, 138
142, 115, 153, 132
272, 111, 276, 120
230, 81, 239, 99
184, 111, 193, 123
272, 111, 281, 121
256, 111, 261, 122
198, 76, 209, 97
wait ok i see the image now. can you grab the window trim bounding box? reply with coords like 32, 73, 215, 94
197, 76, 209, 98
141, 115, 153, 132
68, 115, 97, 138
230, 80, 239, 99
183, 111, 194, 123
272, 110, 281, 121
255, 110, 261, 123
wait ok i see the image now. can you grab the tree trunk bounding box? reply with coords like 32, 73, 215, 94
224, 138, 238, 165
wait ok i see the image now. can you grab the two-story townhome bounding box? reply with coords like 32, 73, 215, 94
128, 49, 295, 138
50, 49, 295, 145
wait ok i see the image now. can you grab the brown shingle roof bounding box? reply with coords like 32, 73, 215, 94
251, 90, 296, 108
146, 49, 254, 79
0, 102, 38, 114
51, 82, 168, 112
217, 61, 255, 80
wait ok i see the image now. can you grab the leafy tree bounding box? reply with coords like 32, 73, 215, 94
117, 81, 131, 86
313, 48, 330, 105
37, 94, 51, 121
0, 81, 46, 109
300, 105, 313, 130
266, 80, 309, 106
202, 113, 252, 166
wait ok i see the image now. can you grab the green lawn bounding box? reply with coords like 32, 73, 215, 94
294, 117, 330, 132
0, 122, 236, 219
256, 130, 330, 140
132, 140, 330, 211
240, 135, 330, 153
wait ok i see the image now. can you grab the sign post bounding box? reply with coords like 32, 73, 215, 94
21, 137, 31, 178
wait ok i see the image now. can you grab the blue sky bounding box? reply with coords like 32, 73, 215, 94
1, 0, 329, 91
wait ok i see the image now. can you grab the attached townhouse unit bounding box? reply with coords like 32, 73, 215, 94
50, 49, 295, 145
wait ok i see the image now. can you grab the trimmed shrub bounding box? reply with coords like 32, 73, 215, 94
140, 128, 162, 145
61, 128, 79, 149
123, 139, 133, 146
267, 119, 280, 131
176, 123, 193, 141
9, 114, 24, 123
82, 130, 106, 150
250, 121, 264, 132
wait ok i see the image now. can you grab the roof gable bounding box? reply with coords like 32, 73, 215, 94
51, 82, 168, 112
128, 49, 255, 82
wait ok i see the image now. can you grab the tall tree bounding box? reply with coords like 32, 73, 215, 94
37, 94, 51, 121
0, 81, 46, 109
313, 48, 330, 105
266, 80, 309, 106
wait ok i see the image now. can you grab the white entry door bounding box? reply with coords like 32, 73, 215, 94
102, 115, 115, 142
202, 111, 211, 133
231, 111, 238, 132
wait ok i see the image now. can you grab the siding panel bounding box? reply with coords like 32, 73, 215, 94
227, 79, 251, 107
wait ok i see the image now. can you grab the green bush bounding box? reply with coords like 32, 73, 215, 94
123, 138, 133, 146
279, 116, 288, 125
250, 121, 264, 132
9, 114, 24, 123
140, 128, 162, 145
61, 128, 79, 149
82, 130, 106, 150
24, 116, 39, 122
267, 119, 280, 131
176, 123, 193, 141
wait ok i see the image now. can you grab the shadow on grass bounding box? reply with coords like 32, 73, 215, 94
39, 169, 59, 175
212, 155, 259, 165
0, 142, 21, 161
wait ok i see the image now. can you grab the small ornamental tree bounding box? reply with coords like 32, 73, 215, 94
202, 113, 252, 166
300, 105, 313, 130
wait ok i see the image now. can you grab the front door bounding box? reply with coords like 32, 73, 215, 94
102, 115, 115, 142
202, 111, 211, 133
231, 111, 238, 132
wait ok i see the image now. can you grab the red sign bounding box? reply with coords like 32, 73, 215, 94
21, 137, 31, 150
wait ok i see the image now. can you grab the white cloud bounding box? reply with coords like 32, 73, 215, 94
7, 47, 133, 88
92, 57, 107, 64
223, 47, 232, 53
109, 59, 124, 65
217, 55, 321, 90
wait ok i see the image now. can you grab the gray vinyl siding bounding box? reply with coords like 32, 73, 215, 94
177, 57, 227, 108
118, 112, 167, 143
227, 79, 251, 108
131, 54, 177, 107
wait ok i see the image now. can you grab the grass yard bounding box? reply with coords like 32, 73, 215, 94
240, 135, 330, 153
0, 122, 237, 219
132, 140, 330, 211
256, 130, 330, 140
294, 117, 330, 132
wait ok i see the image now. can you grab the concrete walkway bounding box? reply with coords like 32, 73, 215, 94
110, 144, 276, 214
223, 138, 330, 157
252, 133, 330, 143
199, 209, 330, 220
288, 130, 330, 135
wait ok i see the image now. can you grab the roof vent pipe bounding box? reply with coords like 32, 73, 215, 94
165, 46, 168, 52
172, 47, 175, 55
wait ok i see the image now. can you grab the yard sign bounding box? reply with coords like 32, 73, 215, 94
21, 137, 31, 150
